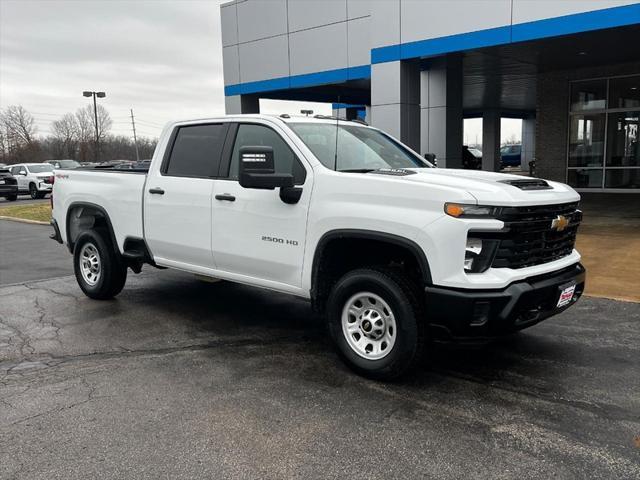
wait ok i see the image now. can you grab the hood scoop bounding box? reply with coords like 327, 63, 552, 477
499, 178, 552, 190
369, 168, 417, 176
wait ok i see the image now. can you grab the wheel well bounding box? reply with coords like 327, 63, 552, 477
66, 204, 115, 253
311, 232, 430, 313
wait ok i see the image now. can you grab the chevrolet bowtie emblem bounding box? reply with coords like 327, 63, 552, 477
551, 215, 569, 232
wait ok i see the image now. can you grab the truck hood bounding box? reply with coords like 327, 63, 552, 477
400, 168, 580, 206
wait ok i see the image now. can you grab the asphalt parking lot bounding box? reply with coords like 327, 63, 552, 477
1, 221, 639, 479
0, 195, 50, 206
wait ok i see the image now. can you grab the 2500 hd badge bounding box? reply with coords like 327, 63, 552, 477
262, 235, 299, 246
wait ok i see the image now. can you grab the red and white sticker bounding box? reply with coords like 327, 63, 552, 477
557, 284, 576, 308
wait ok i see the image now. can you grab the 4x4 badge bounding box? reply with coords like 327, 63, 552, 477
551, 215, 569, 232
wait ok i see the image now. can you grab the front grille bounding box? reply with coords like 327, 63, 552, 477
483, 202, 581, 269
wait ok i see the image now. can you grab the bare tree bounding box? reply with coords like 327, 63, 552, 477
0, 129, 6, 162
0, 106, 41, 163
1, 105, 37, 146
75, 104, 112, 161
51, 113, 79, 158
75, 107, 95, 161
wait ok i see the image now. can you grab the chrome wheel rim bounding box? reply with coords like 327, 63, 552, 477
341, 292, 397, 360
79, 242, 101, 286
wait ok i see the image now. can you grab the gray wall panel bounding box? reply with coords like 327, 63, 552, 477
239, 35, 290, 83
220, 3, 238, 47
371, 62, 401, 105
400, 0, 511, 44
237, 0, 287, 43
289, 23, 348, 76
371, 0, 400, 48
288, 0, 347, 32
223, 45, 240, 85
370, 104, 402, 138
348, 0, 371, 18
225, 95, 242, 114
348, 17, 370, 67
512, 0, 636, 24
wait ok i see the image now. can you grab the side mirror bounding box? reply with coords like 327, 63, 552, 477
424, 153, 437, 167
19, 171, 27, 176
238, 146, 294, 189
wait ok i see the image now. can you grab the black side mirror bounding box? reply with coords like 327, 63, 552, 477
424, 153, 437, 167
238, 146, 294, 190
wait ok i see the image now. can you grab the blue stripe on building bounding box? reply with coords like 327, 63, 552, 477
225, 4, 640, 96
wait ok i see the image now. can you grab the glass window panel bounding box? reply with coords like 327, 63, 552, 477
606, 111, 640, 167
568, 114, 605, 167
570, 80, 607, 111
604, 169, 640, 188
609, 75, 640, 109
166, 124, 227, 177
229, 124, 306, 184
567, 169, 603, 188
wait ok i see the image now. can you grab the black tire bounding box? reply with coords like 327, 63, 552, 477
73, 229, 127, 300
29, 183, 38, 199
7, 194, 17, 201
326, 267, 425, 380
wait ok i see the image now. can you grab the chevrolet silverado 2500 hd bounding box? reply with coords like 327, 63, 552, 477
50, 115, 585, 379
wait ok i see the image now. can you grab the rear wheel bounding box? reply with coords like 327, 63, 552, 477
7, 194, 17, 201
73, 229, 127, 299
326, 267, 425, 380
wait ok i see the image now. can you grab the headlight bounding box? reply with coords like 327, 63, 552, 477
464, 237, 499, 273
445, 203, 502, 218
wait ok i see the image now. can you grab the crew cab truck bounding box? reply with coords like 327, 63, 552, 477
50, 115, 585, 379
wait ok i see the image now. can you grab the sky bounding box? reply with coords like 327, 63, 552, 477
0, 0, 228, 139
0, 0, 518, 145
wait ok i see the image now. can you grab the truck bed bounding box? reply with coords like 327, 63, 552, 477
52, 169, 147, 250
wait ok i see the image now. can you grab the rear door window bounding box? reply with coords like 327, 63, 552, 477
164, 124, 229, 178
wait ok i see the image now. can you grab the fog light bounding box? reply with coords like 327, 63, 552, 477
470, 302, 490, 326
464, 237, 499, 273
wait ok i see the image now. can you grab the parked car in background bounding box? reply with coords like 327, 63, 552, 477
47, 159, 81, 169
462, 146, 482, 169
9, 163, 54, 199
0, 167, 18, 201
500, 144, 522, 168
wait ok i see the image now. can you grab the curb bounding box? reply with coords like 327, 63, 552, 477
0, 216, 49, 226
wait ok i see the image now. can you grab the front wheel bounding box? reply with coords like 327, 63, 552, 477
73, 229, 127, 300
6, 194, 17, 201
29, 183, 38, 199
327, 268, 425, 380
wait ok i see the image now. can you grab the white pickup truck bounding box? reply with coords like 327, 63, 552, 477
51, 114, 585, 379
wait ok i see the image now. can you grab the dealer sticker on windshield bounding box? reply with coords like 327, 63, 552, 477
557, 283, 576, 308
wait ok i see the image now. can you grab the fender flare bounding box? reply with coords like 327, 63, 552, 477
310, 229, 433, 299
65, 201, 119, 254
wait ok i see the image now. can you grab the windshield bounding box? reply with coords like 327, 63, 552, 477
55, 160, 81, 168
288, 123, 431, 171
28, 164, 54, 173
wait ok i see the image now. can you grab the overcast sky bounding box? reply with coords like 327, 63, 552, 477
0, 0, 517, 145
0, 0, 228, 139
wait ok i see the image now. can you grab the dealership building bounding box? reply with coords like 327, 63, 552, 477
220, 0, 640, 191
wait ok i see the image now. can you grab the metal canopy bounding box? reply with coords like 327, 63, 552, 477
462, 24, 640, 115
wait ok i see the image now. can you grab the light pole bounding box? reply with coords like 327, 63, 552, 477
83, 91, 106, 162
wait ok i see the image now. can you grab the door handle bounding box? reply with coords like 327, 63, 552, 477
149, 187, 165, 195
215, 194, 236, 202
